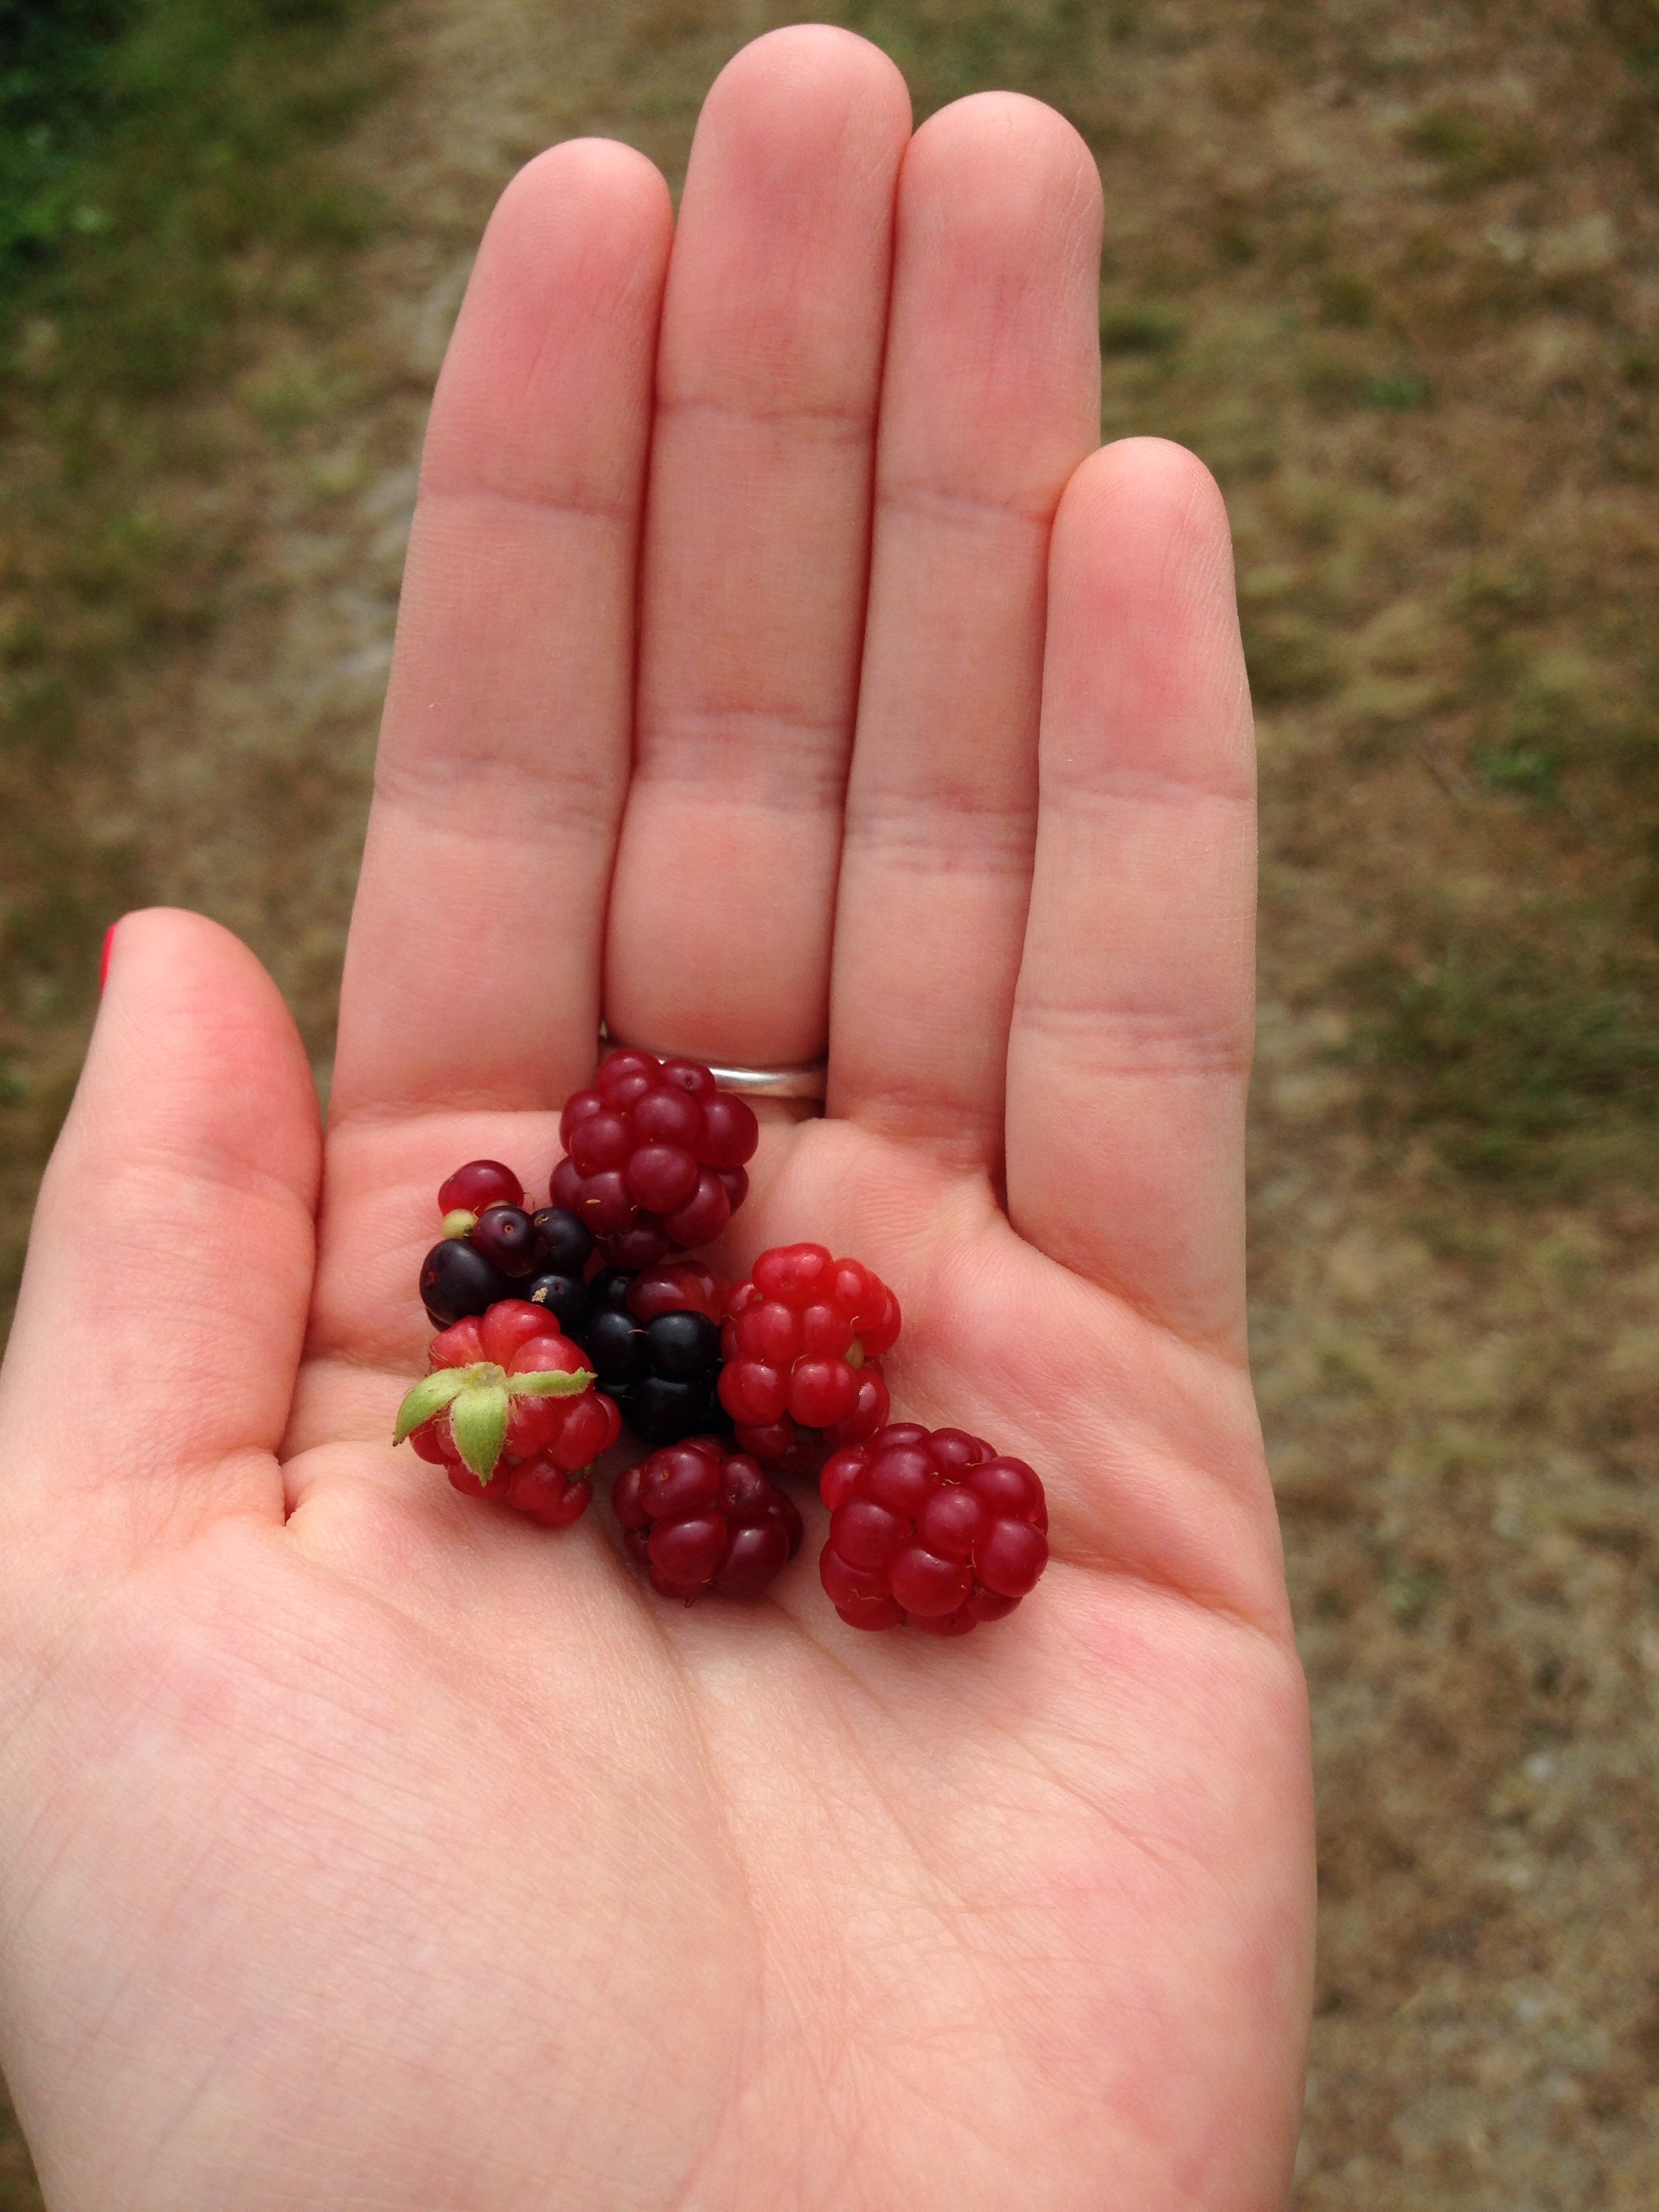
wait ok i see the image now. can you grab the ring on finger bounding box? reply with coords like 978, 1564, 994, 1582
599, 1028, 827, 1103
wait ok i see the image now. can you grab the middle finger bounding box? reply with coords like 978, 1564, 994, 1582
603, 27, 910, 1069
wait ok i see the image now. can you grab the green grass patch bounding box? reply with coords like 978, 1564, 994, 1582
0, 0, 131, 278
1346, 945, 1659, 1178
1, 0, 385, 405
1401, 102, 1542, 191
1359, 370, 1430, 410
1100, 302, 1184, 354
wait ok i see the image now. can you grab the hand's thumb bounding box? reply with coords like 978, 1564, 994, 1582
0, 910, 320, 1574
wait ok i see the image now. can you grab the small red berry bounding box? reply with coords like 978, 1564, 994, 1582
818, 1425, 1048, 1633
613, 1436, 804, 1600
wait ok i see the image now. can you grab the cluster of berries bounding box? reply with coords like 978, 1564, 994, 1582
397, 1050, 1048, 1633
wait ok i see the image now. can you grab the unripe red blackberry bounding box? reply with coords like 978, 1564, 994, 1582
395, 1299, 616, 1516
818, 1424, 1049, 1634
613, 1437, 803, 1600
552, 1051, 759, 1259
717, 1244, 898, 1464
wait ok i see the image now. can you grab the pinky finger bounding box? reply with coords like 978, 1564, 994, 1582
1005, 439, 1256, 1357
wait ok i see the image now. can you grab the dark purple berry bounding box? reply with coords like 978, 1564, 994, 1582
471, 1204, 539, 1276
629, 1373, 722, 1446
420, 1238, 512, 1328
588, 1268, 637, 1315
646, 1309, 722, 1382
582, 1305, 650, 1388
531, 1206, 593, 1276
523, 1270, 592, 1335
626, 1311, 725, 1443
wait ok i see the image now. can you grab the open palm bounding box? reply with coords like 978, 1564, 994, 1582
0, 29, 1310, 2211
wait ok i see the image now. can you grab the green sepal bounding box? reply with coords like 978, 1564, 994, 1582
507, 1367, 596, 1399
451, 1381, 510, 1482
393, 1366, 468, 1445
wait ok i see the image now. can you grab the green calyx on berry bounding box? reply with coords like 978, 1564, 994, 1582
394, 1359, 596, 1481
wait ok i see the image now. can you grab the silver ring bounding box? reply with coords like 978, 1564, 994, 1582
702, 1057, 827, 1101
600, 1029, 827, 1102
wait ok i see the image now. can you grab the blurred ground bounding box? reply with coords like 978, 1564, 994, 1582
2, 1, 1658, 2205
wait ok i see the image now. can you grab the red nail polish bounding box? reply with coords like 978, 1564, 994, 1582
100, 922, 118, 996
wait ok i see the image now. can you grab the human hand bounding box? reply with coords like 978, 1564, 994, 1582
0, 28, 1311, 2210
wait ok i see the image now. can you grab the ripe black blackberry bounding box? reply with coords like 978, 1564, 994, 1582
574, 1270, 728, 1449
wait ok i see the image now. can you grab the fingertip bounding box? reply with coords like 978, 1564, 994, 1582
1063, 438, 1235, 571
423, 133, 673, 506
1051, 439, 1251, 788
74, 907, 322, 1207
909, 87, 1104, 243
703, 21, 913, 142
495, 133, 673, 237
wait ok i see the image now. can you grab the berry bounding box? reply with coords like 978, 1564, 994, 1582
552, 1051, 759, 1259
521, 1270, 591, 1335
817, 1425, 1049, 1633
531, 1206, 593, 1276
717, 1244, 900, 1464
437, 1160, 524, 1215
394, 1299, 609, 1501
471, 1203, 540, 1276
501, 1457, 594, 1528
631, 1311, 725, 1445
421, 1178, 596, 1329
576, 1267, 648, 1386
571, 1265, 731, 1447
626, 1259, 726, 1324
518, 1203, 599, 1331
420, 1236, 512, 1329
613, 1437, 804, 1600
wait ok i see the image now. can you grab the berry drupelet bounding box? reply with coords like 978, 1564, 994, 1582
818, 1424, 1049, 1634
613, 1437, 804, 1601
552, 1049, 759, 1263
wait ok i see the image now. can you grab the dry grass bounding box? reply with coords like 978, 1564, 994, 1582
3, 0, 1659, 2202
